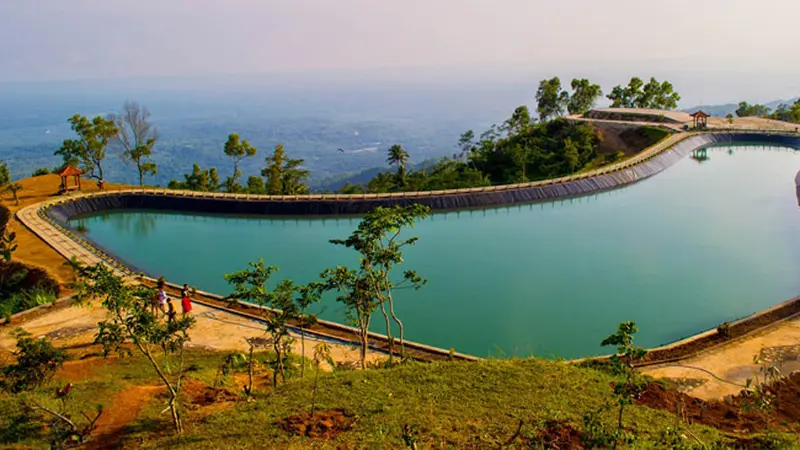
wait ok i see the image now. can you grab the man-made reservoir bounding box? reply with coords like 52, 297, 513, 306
71, 146, 800, 358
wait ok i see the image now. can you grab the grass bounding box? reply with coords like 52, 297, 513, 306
2, 348, 798, 449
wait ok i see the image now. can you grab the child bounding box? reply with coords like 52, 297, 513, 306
156, 280, 168, 317
166, 297, 177, 325
181, 284, 193, 317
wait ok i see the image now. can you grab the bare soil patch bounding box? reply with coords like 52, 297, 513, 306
638, 372, 800, 434
278, 408, 356, 439
181, 378, 239, 407
85, 384, 162, 450
530, 420, 585, 449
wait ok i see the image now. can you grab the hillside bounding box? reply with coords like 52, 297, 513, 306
2, 342, 795, 449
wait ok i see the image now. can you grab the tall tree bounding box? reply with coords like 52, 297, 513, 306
55, 115, 118, 183
110, 101, 158, 186
80, 264, 195, 434
386, 144, 410, 186
223, 133, 257, 193
536, 77, 570, 121
328, 204, 429, 360
567, 78, 603, 115
262, 144, 310, 195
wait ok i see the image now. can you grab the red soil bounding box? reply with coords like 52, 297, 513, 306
637, 372, 800, 434
278, 408, 356, 439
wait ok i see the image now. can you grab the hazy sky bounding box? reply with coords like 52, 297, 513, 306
2, 0, 800, 103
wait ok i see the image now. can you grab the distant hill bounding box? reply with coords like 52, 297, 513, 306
684, 97, 799, 117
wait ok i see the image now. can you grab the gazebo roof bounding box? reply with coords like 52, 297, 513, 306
58, 165, 83, 177
690, 110, 710, 118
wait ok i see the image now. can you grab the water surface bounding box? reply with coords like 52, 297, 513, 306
73, 146, 800, 358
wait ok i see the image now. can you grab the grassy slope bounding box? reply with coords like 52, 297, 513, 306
0, 348, 731, 449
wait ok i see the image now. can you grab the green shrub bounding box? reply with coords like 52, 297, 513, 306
2, 329, 70, 393
31, 168, 50, 177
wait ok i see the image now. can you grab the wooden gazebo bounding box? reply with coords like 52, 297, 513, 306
58, 165, 82, 194
690, 110, 709, 129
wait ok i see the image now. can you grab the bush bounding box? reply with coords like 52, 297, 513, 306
2, 329, 70, 393
31, 168, 50, 177
0, 262, 60, 316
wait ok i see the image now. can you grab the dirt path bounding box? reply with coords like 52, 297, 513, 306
0, 300, 383, 370
85, 385, 162, 450
644, 315, 800, 400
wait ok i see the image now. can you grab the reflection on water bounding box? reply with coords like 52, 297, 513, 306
97, 211, 160, 238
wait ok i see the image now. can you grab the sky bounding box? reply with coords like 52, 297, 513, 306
2, 0, 800, 104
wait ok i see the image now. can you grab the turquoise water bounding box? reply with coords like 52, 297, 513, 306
72, 146, 800, 358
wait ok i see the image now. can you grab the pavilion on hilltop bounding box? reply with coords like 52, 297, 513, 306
58, 165, 83, 194
690, 110, 709, 129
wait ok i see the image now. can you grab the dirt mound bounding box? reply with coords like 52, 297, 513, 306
531, 420, 585, 449
638, 373, 800, 433
278, 408, 355, 439
181, 379, 239, 406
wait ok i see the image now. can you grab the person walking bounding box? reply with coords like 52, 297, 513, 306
181, 284, 193, 317
166, 297, 177, 325
156, 279, 168, 317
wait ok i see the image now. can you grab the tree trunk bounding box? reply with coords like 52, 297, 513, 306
247, 344, 255, 400
273, 338, 284, 388
138, 161, 145, 187
379, 300, 393, 362
358, 315, 370, 370
386, 287, 404, 359
300, 326, 306, 379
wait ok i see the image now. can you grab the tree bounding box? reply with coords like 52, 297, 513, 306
55, 115, 118, 183
295, 283, 323, 378
503, 106, 533, 137
387, 144, 410, 186
224, 259, 312, 387
607, 77, 680, 110
2, 330, 103, 449
223, 133, 257, 193
245, 175, 265, 194
536, 77, 570, 121
168, 164, 220, 192
5, 183, 22, 205
457, 130, 475, 162
770, 99, 800, 123
110, 101, 158, 187
319, 266, 377, 370
329, 204, 429, 361
0, 160, 9, 187
262, 144, 310, 195
80, 264, 195, 434
735, 101, 771, 118
567, 78, 603, 115
601, 321, 648, 437
1, 205, 17, 262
